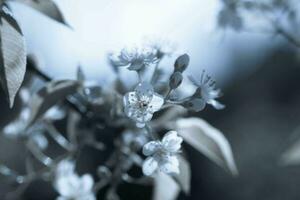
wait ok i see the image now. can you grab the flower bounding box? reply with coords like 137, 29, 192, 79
55, 159, 76, 177
142, 131, 183, 176
109, 46, 158, 71
123, 82, 164, 128
144, 37, 176, 59
54, 160, 96, 200
189, 71, 225, 110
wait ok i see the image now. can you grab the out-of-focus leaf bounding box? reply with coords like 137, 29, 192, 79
174, 54, 189, 72
26, 80, 80, 127
153, 172, 180, 200
174, 117, 238, 176
218, 8, 243, 31
15, 0, 70, 27
173, 155, 191, 195
77, 66, 85, 82
280, 138, 300, 166
0, 8, 26, 108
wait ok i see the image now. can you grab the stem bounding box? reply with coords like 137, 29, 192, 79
44, 120, 74, 151
150, 60, 161, 84
145, 124, 158, 140
26, 141, 53, 166
0, 165, 25, 184
275, 26, 300, 48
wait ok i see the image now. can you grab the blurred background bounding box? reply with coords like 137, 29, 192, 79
1, 0, 300, 199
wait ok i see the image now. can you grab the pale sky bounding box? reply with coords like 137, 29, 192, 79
8, 0, 275, 85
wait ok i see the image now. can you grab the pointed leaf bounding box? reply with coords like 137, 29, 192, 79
15, 0, 70, 27
174, 117, 238, 176
172, 155, 191, 194
280, 138, 300, 166
0, 9, 26, 108
153, 172, 180, 200
26, 80, 80, 127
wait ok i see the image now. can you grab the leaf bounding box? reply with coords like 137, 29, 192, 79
77, 66, 85, 82
174, 54, 189, 72
26, 80, 80, 127
15, 0, 70, 27
0, 8, 26, 108
174, 117, 238, 176
172, 155, 191, 194
153, 172, 180, 200
280, 138, 300, 166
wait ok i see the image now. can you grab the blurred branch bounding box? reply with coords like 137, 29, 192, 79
27, 63, 89, 119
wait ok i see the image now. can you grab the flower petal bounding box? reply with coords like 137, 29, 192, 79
135, 82, 154, 99
148, 93, 164, 113
143, 141, 160, 156
207, 99, 225, 110
56, 159, 76, 177
162, 131, 183, 153
80, 174, 94, 193
79, 194, 97, 200
160, 156, 180, 175
142, 157, 158, 176
55, 174, 80, 197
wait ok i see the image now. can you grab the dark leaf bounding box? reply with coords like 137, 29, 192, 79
175, 117, 238, 176
0, 8, 26, 108
15, 0, 70, 27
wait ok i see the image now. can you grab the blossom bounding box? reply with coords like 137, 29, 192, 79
189, 71, 225, 110
54, 160, 96, 200
123, 82, 164, 128
109, 46, 158, 71
55, 159, 76, 177
144, 37, 176, 59
142, 131, 183, 176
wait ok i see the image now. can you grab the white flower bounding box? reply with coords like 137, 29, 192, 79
123, 82, 164, 128
55, 159, 76, 177
142, 131, 183, 176
189, 71, 225, 110
54, 160, 96, 200
144, 37, 176, 59
55, 174, 96, 200
109, 46, 158, 71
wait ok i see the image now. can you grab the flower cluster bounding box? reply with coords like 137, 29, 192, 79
0, 40, 228, 200
109, 46, 158, 71
54, 160, 96, 200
